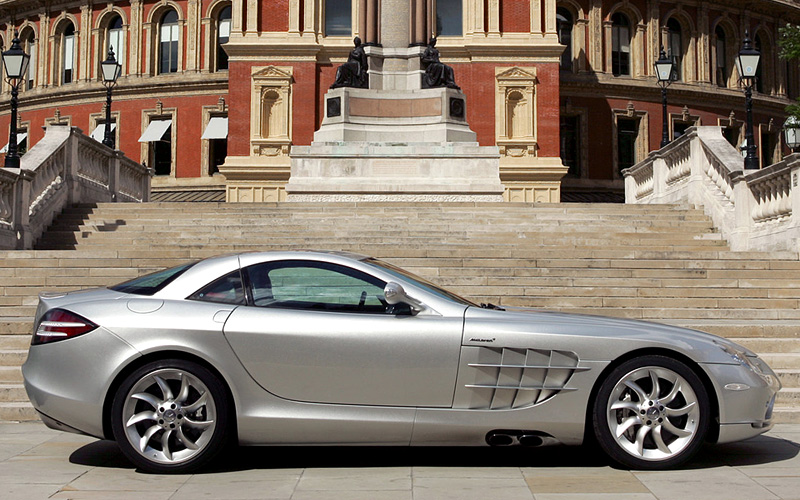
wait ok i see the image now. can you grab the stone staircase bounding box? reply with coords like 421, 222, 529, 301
2, 202, 799, 423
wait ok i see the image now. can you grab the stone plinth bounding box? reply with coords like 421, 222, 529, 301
317, 86, 475, 142
286, 142, 504, 202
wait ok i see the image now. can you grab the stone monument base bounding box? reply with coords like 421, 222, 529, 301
286, 142, 504, 202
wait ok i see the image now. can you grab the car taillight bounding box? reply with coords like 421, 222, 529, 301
32, 309, 98, 345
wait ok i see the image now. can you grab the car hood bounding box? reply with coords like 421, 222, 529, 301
463, 306, 751, 364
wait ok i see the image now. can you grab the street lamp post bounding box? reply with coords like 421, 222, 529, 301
100, 47, 122, 149
736, 31, 761, 169
784, 116, 800, 153
2, 32, 30, 169
654, 47, 676, 148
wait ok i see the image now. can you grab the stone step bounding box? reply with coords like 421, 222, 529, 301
0, 384, 27, 403
775, 370, 800, 387
1, 319, 33, 335
761, 353, 800, 369
731, 338, 800, 353
773, 408, 800, 424
0, 350, 27, 365
0, 367, 22, 383
777, 388, 800, 405
0, 336, 31, 350
0, 402, 38, 422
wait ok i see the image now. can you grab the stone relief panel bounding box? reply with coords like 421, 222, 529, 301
495, 67, 538, 158
250, 65, 293, 157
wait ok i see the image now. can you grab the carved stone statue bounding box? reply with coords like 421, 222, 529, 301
330, 37, 369, 89
421, 37, 460, 90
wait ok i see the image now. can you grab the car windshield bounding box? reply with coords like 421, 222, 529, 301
363, 258, 478, 307
110, 262, 196, 296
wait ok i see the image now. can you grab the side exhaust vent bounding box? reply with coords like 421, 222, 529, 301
485, 430, 558, 447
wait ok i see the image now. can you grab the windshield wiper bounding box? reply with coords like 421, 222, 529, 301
480, 302, 505, 311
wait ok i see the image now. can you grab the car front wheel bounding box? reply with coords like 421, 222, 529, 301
593, 355, 710, 469
111, 359, 230, 473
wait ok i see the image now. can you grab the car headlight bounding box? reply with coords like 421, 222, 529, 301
715, 341, 774, 385
715, 341, 759, 371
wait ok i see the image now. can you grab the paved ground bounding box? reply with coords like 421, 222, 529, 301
1, 423, 799, 500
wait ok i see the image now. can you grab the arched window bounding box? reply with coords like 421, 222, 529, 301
159, 10, 180, 74
436, 0, 462, 36
557, 8, 573, 71
22, 31, 36, 90
611, 13, 631, 76
107, 15, 124, 70
62, 23, 76, 84
667, 18, 682, 81
325, 0, 351, 36
216, 6, 231, 71
714, 26, 727, 87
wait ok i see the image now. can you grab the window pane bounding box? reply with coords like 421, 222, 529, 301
111, 262, 196, 296
27, 39, 36, 87
109, 29, 124, 67
188, 270, 245, 305
436, 0, 462, 36
246, 261, 389, 313
64, 35, 74, 71
325, 0, 352, 36
560, 115, 580, 177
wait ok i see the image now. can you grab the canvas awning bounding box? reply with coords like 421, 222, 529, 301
89, 123, 116, 142
201, 117, 228, 139
0, 133, 28, 153
138, 119, 172, 142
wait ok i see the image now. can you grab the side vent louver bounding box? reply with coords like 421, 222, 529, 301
463, 348, 588, 410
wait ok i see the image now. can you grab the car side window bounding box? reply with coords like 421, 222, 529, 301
187, 270, 246, 305
244, 260, 393, 314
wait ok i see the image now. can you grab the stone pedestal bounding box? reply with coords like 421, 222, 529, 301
286, 86, 504, 201
287, 142, 503, 201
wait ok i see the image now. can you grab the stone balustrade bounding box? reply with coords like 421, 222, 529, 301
0, 125, 150, 250
624, 126, 800, 253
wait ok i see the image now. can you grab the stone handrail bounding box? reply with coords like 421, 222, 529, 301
624, 126, 800, 253
0, 125, 150, 249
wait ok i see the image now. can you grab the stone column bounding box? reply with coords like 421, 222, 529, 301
544, 0, 556, 36
130, 0, 143, 76
232, 0, 244, 34
488, 0, 500, 36
359, 0, 368, 38
39, 12, 49, 87
697, 4, 710, 84
187, 0, 200, 72
589, 0, 603, 72
530, 0, 541, 34
289, 0, 301, 34
380, 0, 409, 47
603, 20, 612, 74
246, 0, 258, 34
79, 4, 91, 82
635, 23, 646, 77
412, 0, 426, 44
647, 0, 659, 75
303, 0, 315, 35
576, 18, 588, 72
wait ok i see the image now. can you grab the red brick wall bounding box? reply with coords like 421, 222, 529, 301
501, 0, 530, 33
261, 0, 289, 31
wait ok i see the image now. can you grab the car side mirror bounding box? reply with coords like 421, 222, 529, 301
384, 282, 425, 313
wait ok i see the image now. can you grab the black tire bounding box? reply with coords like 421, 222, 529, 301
593, 355, 710, 469
111, 359, 230, 473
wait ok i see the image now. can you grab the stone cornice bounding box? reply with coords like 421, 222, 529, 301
0, 73, 228, 114
561, 73, 792, 116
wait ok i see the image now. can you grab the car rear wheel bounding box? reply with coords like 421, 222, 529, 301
111, 359, 230, 473
593, 355, 710, 469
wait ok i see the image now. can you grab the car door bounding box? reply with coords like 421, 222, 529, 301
222, 259, 464, 407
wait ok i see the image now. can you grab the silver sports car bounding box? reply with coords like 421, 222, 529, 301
23, 251, 780, 473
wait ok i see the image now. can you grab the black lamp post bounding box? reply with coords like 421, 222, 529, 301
2, 32, 30, 168
100, 47, 122, 149
736, 31, 761, 169
785, 116, 800, 153
654, 47, 676, 148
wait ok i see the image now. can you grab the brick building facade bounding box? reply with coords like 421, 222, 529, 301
0, 0, 798, 201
